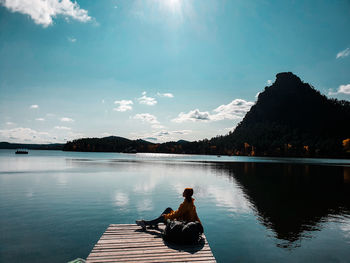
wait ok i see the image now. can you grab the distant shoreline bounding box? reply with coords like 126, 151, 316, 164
1, 144, 349, 160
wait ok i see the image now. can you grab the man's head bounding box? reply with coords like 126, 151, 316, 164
183, 188, 194, 199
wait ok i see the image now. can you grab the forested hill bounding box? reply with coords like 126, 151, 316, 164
63, 136, 195, 154
63, 72, 350, 157
63, 136, 153, 153
211, 72, 350, 157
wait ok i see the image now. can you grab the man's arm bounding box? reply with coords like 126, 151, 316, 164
163, 203, 185, 220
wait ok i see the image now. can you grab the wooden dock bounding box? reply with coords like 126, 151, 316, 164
86, 224, 216, 263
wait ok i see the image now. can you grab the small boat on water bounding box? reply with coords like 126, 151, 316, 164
15, 149, 28, 154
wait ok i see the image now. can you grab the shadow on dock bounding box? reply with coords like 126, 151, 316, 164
134, 226, 206, 254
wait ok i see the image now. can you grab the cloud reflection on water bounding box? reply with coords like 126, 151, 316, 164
114, 192, 129, 207
340, 219, 350, 240
137, 198, 154, 212
207, 185, 251, 214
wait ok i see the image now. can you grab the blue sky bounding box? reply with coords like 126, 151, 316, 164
0, 0, 349, 143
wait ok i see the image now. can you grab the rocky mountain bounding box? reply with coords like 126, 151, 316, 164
219, 72, 350, 157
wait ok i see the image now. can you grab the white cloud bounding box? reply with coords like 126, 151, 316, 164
0, 126, 83, 143
0, 127, 50, 143
35, 118, 45, 121
172, 130, 192, 135
132, 129, 192, 143
216, 126, 237, 136
157, 92, 174, 98
172, 99, 254, 123
328, 84, 350, 95
212, 99, 254, 121
60, 117, 74, 122
114, 100, 133, 112
0, 0, 92, 27
138, 92, 157, 106
336, 48, 350, 59
144, 137, 157, 142
224, 126, 236, 132
154, 130, 170, 136
132, 116, 192, 142
30, 104, 39, 109
172, 109, 211, 123
5, 122, 15, 125
255, 92, 260, 98
133, 113, 159, 124
337, 84, 350, 94
54, 126, 71, 130
151, 124, 165, 129
267, 79, 273, 85
67, 36, 76, 42
62, 131, 84, 141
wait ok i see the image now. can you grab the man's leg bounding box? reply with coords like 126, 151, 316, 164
161, 207, 173, 215
136, 207, 173, 229
145, 207, 173, 225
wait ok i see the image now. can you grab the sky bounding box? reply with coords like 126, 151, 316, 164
0, 0, 350, 144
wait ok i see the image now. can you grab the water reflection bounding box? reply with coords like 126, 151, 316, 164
340, 220, 350, 240
137, 198, 154, 212
206, 184, 251, 214
214, 163, 350, 248
114, 192, 129, 207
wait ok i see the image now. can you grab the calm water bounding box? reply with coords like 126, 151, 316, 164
0, 150, 350, 263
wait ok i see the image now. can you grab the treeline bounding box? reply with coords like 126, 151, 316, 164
0, 142, 64, 150
63, 136, 151, 153
62, 135, 350, 158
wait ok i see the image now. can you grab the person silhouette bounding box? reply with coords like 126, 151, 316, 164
136, 188, 202, 230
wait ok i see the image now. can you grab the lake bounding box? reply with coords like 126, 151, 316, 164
0, 149, 349, 262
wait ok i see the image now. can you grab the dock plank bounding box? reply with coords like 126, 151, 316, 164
86, 224, 216, 263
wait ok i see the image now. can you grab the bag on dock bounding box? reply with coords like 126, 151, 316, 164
163, 220, 203, 244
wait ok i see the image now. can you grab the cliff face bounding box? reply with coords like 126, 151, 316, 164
228, 72, 350, 156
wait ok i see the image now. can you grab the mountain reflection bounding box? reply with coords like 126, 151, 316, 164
215, 162, 350, 248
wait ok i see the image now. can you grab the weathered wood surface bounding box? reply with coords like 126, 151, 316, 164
86, 224, 216, 263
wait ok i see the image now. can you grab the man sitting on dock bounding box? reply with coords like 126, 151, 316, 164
136, 188, 202, 230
